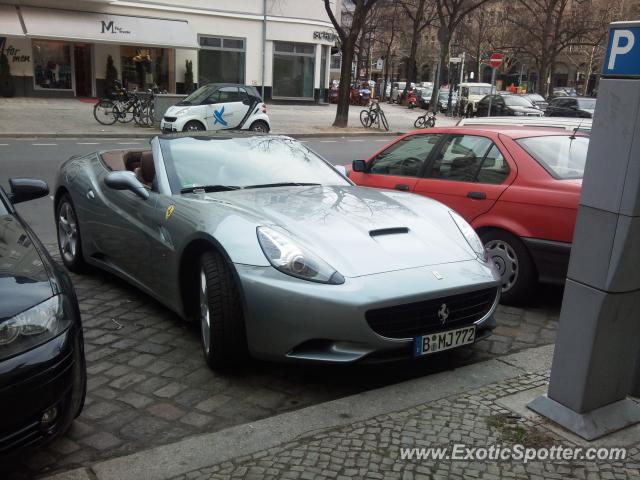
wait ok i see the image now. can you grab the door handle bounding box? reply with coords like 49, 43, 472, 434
86, 189, 95, 200
467, 191, 486, 200
395, 184, 410, 191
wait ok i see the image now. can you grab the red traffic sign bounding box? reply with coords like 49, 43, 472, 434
489, 53, 503, 69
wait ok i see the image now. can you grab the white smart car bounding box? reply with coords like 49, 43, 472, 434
161, 83, 271, 133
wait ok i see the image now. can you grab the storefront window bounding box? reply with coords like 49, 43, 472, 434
198, 36, 245, 85
32, 40, 72, 90
120, 46, 175, 92
273, 42, 315, 99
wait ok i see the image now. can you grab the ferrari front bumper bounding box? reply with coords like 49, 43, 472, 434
235, 260, 500, 363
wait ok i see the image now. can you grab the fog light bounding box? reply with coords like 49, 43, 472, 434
41, 406, 58, 427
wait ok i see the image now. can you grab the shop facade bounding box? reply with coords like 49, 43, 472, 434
0, 1, 339, 102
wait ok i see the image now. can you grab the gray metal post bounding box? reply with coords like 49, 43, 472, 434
486, 68, 495, 117
528, 20, 640, 440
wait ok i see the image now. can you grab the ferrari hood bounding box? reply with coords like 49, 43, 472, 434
199, 185, 477, 277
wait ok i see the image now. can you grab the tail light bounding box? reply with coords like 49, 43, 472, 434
261, 103, 267, 113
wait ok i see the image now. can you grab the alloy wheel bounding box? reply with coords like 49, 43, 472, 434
485, 239, 519, 292
58, 202, 78, 264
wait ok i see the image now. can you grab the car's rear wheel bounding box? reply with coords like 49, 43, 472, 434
183, 120, 205, 132
480, 230, 536, 306
249, 120, 270, 133
199, 250, 248, 369
56, 195, 86, 272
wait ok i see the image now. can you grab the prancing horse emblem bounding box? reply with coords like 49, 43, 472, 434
438, 303, 450, 324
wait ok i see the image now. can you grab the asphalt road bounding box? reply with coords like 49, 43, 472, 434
0, 135, 396, 245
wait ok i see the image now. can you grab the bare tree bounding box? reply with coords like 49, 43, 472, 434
506, 0, 595, 96
400, 0, 438, 88
429, 0, 492, 112
324, 0, 381, 127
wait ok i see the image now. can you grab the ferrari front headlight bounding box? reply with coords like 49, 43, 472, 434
449, 211, 488, 262
0, 295, 72, 360
257, 226, 345, 284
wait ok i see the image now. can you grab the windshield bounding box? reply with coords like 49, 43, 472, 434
160, 136, 351, 193
176, 85, 215, 106
504, 96, 534, 107
527, 94, 545, 102
577, 98, 596, 109
469, 86, 492, 96
517, 136, 589, 180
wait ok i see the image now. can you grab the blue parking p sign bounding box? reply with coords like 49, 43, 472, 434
603, 22, 640, 77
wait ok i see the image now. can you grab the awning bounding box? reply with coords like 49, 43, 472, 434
0, 5, 25, 37
19, 6, 198, 49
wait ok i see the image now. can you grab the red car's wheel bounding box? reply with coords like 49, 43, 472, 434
481, 230, 537, 306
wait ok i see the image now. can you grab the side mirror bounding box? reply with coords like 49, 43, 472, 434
334, 165, 348, 177
9, 178, 49, 204
242, 98, 251, 105
104, 171, 149, 200
352, 160, 366, 172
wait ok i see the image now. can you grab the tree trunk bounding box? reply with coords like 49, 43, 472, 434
335, 40, 355, 128
407, 0, 426, 85
429, 39, 449, 113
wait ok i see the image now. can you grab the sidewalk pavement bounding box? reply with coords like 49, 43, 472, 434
0, 98, 458, 138
42, 344, 640, 480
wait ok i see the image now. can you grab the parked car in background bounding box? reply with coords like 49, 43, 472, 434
545, 97, 596, 118
161, 83, 270, 133
549, 87, 578, 99
475, 94, 543, 117
390, 82, 407, 103
0, 179, 86, 456
348, 126, 587, 305
438, 90, 457, 113
458, 83, 493, 117
54, 134, 500, 367
416, 87, 433, 109
522, 93, 548, 112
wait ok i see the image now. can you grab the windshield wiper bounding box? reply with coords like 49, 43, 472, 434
180, 185, 241, 194
243, 182, 321, 189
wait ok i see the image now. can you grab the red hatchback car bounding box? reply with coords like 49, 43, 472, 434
349, 126, 588, 304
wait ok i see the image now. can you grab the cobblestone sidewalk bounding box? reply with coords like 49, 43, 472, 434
171, 372, 640, 480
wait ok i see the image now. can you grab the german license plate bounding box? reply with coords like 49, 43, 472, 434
164, 123, 172, 130
414, 325, 476, 357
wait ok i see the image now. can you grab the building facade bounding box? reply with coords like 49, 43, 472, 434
0, 0, 340, 102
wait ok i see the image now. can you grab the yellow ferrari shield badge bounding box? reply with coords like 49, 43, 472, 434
165, 204, 176, 221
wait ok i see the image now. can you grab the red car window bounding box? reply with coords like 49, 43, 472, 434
369, 134, 440, 178
424, 135, 493, 182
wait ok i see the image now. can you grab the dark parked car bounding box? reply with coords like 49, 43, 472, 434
545, 97, 596, 118
475, 94, 543, 117
0, 179, 86, 457
522, 93, 548, 112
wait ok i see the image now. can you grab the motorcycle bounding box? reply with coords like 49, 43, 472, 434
407, 89, 418, 109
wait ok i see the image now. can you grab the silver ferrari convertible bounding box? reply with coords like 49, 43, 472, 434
54, 134, 500, 369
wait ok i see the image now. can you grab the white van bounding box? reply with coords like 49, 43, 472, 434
458, 82, 493, 116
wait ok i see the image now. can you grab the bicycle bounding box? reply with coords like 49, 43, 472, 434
360, 100, 389, 131
93, 81, 134, 125
414, 110, 436, 129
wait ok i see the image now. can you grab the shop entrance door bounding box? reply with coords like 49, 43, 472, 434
74, 44, 92, 97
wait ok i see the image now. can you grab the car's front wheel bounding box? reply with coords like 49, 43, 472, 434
183, 120, 205, 132
56, 195, 86, 272
199, 250, 248, 369
480, 230, 536, 306
249, 120, 270, 133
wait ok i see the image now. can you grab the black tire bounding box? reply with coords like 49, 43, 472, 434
183, 120, 205, 132
93, 100, 117, 125
480, 230, 537, 306
249, 120, 270, 133
56, 194, 87, 272
380, 111, 389, 131
360, 109, 372, 128
426, 115, 436, 128
199, 250, 248, 369
414, 115, 426, 128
